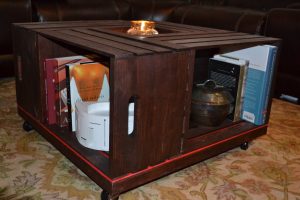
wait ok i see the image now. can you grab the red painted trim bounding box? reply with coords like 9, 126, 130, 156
17, 105, 114, 182
17, 104, 267, 184
112, 124, 268, 182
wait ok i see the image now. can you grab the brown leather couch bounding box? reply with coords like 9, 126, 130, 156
0, 0, 31, 77
0, 0, 300, 102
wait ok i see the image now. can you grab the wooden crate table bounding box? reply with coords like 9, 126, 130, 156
12, 20, 280, 200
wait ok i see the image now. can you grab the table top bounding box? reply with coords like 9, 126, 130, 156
14, 20, 280, 58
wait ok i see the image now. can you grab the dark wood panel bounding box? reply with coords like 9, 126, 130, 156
90, 27, 184, 50
49, 125, 110, 174
157, 21, 224, 32
157, 32, 247, 41
111, 126, 267, 194
13, 21, 281, 199
12, 26, 43, 121
187, 119, 241, 138
15, 20, 129, 29
182, 122, 258, 153
58, 30, 153, 55
38, 30, 133, 58
183, 37, 279, 49
169, 34, 263, 44
109, 51, 194, 177
36, 35, 82, 122
71, 28, 171, 53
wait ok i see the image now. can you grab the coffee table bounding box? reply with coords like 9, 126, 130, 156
13, 20, 280, 200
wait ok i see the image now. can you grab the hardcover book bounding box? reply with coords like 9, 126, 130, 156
222, 45, 278, 125
66, 62, 110, 132
44, 56, 92, 126
208, 56, 249, 122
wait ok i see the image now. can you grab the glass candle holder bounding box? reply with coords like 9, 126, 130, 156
127, 20, 159, 36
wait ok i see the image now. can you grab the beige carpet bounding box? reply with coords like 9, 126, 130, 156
1, 78, 300, 200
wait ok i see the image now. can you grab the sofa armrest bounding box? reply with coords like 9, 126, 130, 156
264, 8, 300, 99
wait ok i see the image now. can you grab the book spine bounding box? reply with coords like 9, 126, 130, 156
262, 47, 277, 124
256, 71, 267, 125
237, 63, 248, 120
65, 65, 72, 131
44, 59, 57, 125
44, 60, 48, 123
233, 66, 244, 121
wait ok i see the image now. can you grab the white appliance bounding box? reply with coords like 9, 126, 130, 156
75, 101, 134, 151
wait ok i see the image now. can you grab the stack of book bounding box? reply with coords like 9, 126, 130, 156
44, 55, 110, 131
208, 45, 277, 125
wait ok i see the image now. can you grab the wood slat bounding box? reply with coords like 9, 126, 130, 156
158, 21, 225, 32
75, 28, 171, 53
91, 27, 185, 50
155, 32, 246, 41
17, 20, 129, 29
38, 30, 133, 58
59, 29, 154, 55
182, 37, 278, 48
147, 29, 230, 39
169, 34, 263, 44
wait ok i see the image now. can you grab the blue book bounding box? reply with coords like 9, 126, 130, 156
222, 45, 277, 125
262, 46, 277, 123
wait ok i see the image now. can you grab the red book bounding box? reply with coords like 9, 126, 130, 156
44, 56, 92, 126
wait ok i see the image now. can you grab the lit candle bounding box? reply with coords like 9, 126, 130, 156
127, 20, 158, 36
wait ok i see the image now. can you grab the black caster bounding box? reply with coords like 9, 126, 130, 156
23, 121, 33, 132
101, 190, 119, 200
240, 142, 249, 150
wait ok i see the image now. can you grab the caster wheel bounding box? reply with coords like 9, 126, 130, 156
101, 190, 119, 200
240, 142, 249, 150
23, 121, 33, 132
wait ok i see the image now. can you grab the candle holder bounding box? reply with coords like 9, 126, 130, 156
127, 20, 159, 36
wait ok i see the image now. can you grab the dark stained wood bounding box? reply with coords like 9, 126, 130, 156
169, 34, 264, 44
37, 35, 79, 123
187, 119, 241, 139
146, 29, 230, 38
109, 51, 194, 177
14, 20, 129, 29
150, 31, 240, 40
182, 122, 258, 153
111, 126, 267, 194
76, 28, 171, 53
58, 29, 154, 55
157, 21, 225, 32
90, 27, 185, 50
12, 26, 43, 121
38, 30, 134, 58
12, 20, 281, 199
182, 37, 278, 49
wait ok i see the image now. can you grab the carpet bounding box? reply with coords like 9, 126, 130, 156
0, 78, 300, 200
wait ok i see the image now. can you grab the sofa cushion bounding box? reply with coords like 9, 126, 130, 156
130, 0, 186, 21
32, 0, 131, 22
225, 0, 300, 11
57, 4, 120, 21
235, 10, 266, 34
287, 3, 300, 9
171, 5, 245, 31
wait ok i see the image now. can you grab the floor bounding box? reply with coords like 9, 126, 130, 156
1, 78, 300, 200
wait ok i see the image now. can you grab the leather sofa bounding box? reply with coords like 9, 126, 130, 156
1, 0, 299, 102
